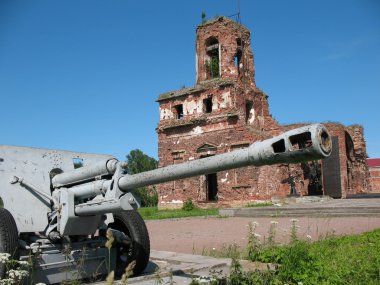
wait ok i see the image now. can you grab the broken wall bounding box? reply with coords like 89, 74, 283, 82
155, 16, 371, 209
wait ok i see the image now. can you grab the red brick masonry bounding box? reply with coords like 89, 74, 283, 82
368, 158, 380, 193
156, 17, 371, 208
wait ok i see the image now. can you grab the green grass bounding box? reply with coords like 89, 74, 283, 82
138, 206, 218, 220
244, 202, 273, 208
259, 229, 380, 285
203, 225, 380, 285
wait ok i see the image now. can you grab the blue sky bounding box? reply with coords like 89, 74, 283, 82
1, 0, 379, 160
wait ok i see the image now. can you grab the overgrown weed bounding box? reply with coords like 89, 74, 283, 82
201, 220, 380, 285
201, 243, 241, 260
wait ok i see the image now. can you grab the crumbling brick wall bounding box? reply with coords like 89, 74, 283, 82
346, 125, 371, 194
157, 121, 292, 207
156, 16, 371, 208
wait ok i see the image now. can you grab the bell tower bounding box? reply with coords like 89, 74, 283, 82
156, 16, 280, 209
195, 16, 255, 87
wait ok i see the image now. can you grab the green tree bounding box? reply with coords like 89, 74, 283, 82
126, 149, 158, 207
126, 149, 158, 174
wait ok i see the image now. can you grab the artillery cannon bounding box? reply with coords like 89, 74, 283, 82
0, 124, 331, 283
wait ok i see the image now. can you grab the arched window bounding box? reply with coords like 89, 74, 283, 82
205, 37, 220, 79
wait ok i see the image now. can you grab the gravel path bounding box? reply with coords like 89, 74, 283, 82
146, 216, 380, 254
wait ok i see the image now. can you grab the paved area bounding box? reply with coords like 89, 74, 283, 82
96, 250, 232, 284
147, 216, 380, 254
147, 198, 380, 254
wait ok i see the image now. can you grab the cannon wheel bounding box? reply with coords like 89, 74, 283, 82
108, 210, 150, 276
0, 208, 19, 278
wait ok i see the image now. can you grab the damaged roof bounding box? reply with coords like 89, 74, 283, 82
197, 16, 250, 34
157, 78, 236, 102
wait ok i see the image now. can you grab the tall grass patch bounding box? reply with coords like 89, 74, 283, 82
202, 219, 380, 285
250, 227, 380, 284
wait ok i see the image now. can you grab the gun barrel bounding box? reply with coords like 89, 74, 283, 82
118, 124, 331, 191
52, 159, 119, 188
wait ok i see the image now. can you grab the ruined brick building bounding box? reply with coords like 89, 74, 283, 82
156, 16, 371, 208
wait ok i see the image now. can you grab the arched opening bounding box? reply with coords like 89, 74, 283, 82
199, 154, 218, 202
205, 37, 220, 79
197, 144, 218, 201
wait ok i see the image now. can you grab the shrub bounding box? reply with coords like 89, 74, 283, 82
182, 199, 196, 211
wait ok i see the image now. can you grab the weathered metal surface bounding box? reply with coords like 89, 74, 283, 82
52, 158, 120, 187
74, 192, 136, 216
0, 145, 114, 232
118, 124, 331, 191
69, 179, 111, 199
21, 241, 114, 284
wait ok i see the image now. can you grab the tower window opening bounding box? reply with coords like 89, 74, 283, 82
235, 50, 242, 74
245, 101, 253, 124
174, 104, 184, 119
205, 37, 220, 79
203, 97, 213, 113
235, 38, 243, 74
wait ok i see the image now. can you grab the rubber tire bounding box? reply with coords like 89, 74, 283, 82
108, 211, 150, 276
0, 208, 19, 278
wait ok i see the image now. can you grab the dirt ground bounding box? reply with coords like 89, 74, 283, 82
146, 216, 380, 254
